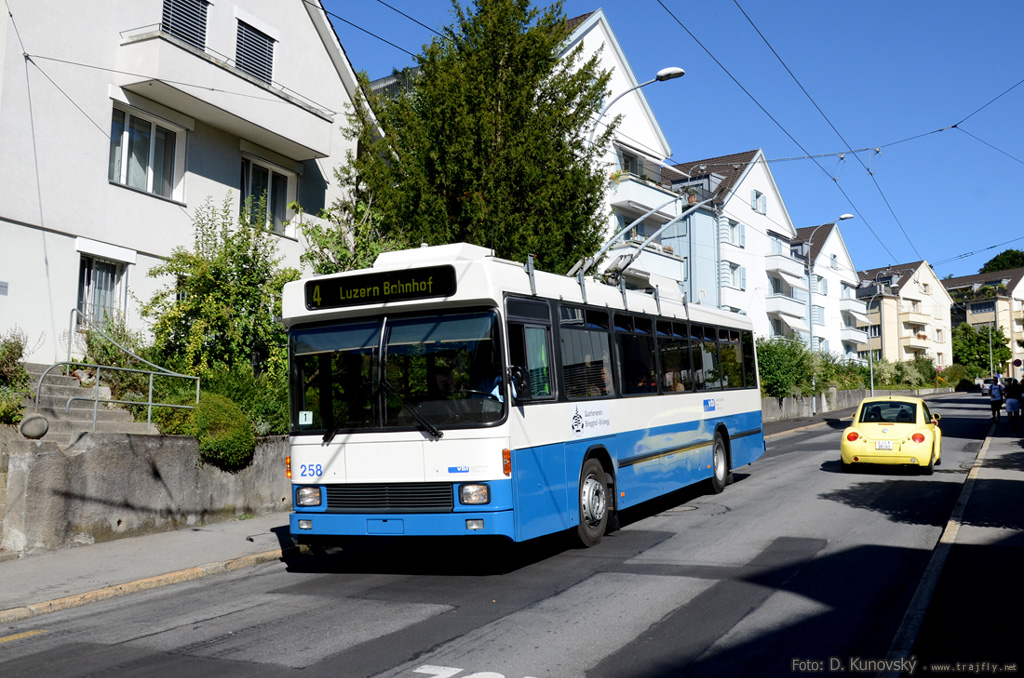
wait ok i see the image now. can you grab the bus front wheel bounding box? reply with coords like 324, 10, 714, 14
577, 458, 609, 547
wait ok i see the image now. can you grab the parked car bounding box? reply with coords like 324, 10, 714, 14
981, 378, 997, 396
840, 395, 942, 475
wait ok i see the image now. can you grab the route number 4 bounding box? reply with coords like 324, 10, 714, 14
414, 665, 538, 678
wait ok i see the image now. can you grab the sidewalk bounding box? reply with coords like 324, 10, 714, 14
1, 398, 1020, 672
0, 513, 293, 623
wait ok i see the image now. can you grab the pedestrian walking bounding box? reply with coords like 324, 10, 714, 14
989, 378, 1005, 424
1004, 378, 1022, 429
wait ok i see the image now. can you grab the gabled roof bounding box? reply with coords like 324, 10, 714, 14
794, 223, 834, 266
858, 261, 926, 296
661, 150, 760, 205
564, 9, 672, 158
941, 267, 1024, 296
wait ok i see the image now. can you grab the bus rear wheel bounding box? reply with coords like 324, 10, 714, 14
577, 458, 609, 547
709, 431, 729, 494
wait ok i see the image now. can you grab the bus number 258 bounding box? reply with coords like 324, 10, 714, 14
300, 464, 323, 478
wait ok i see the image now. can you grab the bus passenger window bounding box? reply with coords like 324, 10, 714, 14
659, 322, 692, 393
508, 323, 553, 399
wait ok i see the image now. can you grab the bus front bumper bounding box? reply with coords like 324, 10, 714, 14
290, 510, 517, 539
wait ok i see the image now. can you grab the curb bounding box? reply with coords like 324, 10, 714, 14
0, 546, 302, 624
879, 424, 994, 677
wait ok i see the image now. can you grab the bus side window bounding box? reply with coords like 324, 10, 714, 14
741, 330, 757, 390
508, 323, 553, 400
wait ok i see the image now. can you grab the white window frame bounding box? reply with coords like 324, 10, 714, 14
108, 106, 185, 201
727, 262, 746, 290
751, 190, 766, 215
77, 255, 128, 328
812, 304, 825, 326
241, 155, 297, 236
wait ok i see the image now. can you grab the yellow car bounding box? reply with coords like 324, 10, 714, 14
840, 396, 942, 474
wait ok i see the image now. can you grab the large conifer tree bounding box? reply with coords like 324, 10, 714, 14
347, 0, 615, 274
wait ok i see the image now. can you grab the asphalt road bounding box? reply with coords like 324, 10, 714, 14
0, 393, 987, 678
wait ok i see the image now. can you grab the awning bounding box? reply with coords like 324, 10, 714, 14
776, 313, 810, 333
847, 309, 871, 325
778, 269, 809, 291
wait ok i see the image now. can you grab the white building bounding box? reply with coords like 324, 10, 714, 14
793, 223, 868, 362
659, 150, 807, 339
565, 11, 690, 285
0, 0, 361, 362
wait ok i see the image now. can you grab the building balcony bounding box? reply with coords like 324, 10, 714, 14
765, 253, 808, 291
608, 175, 681, 216
117, 29, 334, 160
900, 335, 930, 350
765, 294, 807, 324
898, 308, 931, 326
841, 326, 867, 344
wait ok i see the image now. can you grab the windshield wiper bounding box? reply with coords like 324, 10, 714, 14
381, 378, 443, 440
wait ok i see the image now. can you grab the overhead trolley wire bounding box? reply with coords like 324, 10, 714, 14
653, 0, 899, 264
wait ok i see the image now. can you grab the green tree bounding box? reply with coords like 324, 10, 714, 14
951, 322, 1012, 376
979, 248, 1024, 273
341, 0, 615, 274
141, 196, 299, 378
756, 337, 814, 399
295, 191, 404, 275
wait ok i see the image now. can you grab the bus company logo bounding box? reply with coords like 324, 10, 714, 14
703, 398, 716, 412
571, 407, 584, 437
448, 466, 470, 474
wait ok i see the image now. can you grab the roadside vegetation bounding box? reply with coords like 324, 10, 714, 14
0, 327, 32, 426
755, 337, 953, 401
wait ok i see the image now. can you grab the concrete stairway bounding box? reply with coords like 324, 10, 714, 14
21, 362, 159, 449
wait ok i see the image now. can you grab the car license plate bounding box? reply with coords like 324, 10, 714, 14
875, 441, 893, 450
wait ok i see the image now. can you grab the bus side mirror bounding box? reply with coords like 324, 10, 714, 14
509, 366, 531, 401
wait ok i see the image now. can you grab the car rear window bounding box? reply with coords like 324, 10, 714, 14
859, 402, 917, 424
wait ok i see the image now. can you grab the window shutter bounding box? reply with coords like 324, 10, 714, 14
162, 0, 208, 49
739, 223, 746, 247
740, 267, 747, 290
236, 21, 275, 84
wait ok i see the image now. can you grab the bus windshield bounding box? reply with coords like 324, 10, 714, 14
290, 310, 505, 436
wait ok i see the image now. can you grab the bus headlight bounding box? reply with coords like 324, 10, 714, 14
295, 486, 322, 507
460, 483, 490, 505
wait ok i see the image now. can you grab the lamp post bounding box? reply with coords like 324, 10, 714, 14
803, 214, 854, 413
587, 67, 684, 149
860, 269, 901, 396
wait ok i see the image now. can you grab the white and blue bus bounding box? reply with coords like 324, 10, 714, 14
282, 243, 764, 547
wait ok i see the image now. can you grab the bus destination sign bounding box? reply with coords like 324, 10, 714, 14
305, 265, 457, 310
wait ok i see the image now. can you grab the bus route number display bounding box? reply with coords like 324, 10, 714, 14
305, 265, 457, 310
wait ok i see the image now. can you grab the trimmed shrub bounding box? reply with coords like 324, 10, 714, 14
193, 392, 255, 470
0, 328, 30, 425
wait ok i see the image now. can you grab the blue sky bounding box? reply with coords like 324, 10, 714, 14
324, 0, 1024, 279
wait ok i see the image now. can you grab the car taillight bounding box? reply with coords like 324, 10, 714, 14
846, 432, 859, 442
912, 433, 925, 444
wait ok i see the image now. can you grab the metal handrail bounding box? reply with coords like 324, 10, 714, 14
34, 361, 200, 434
29, 309, 202, 434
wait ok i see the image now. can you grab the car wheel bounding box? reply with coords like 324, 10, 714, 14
709, 431, 729, 494
576, 458, 609, 547
921, 447, 935, 476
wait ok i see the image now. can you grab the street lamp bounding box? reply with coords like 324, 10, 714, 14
860, 269, 901, 396
803, 214, 854, 413
587, 67, 684, 149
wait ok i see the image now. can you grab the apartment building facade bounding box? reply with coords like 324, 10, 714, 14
793, 223, 868, 363
942, 267, 1024, 380
857, 262, 953, 369
0, 0, 360, 362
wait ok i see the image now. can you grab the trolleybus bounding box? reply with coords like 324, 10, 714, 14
283, 243, 764, 547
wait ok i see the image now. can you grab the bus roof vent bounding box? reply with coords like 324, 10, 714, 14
374, 242, 493, 268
